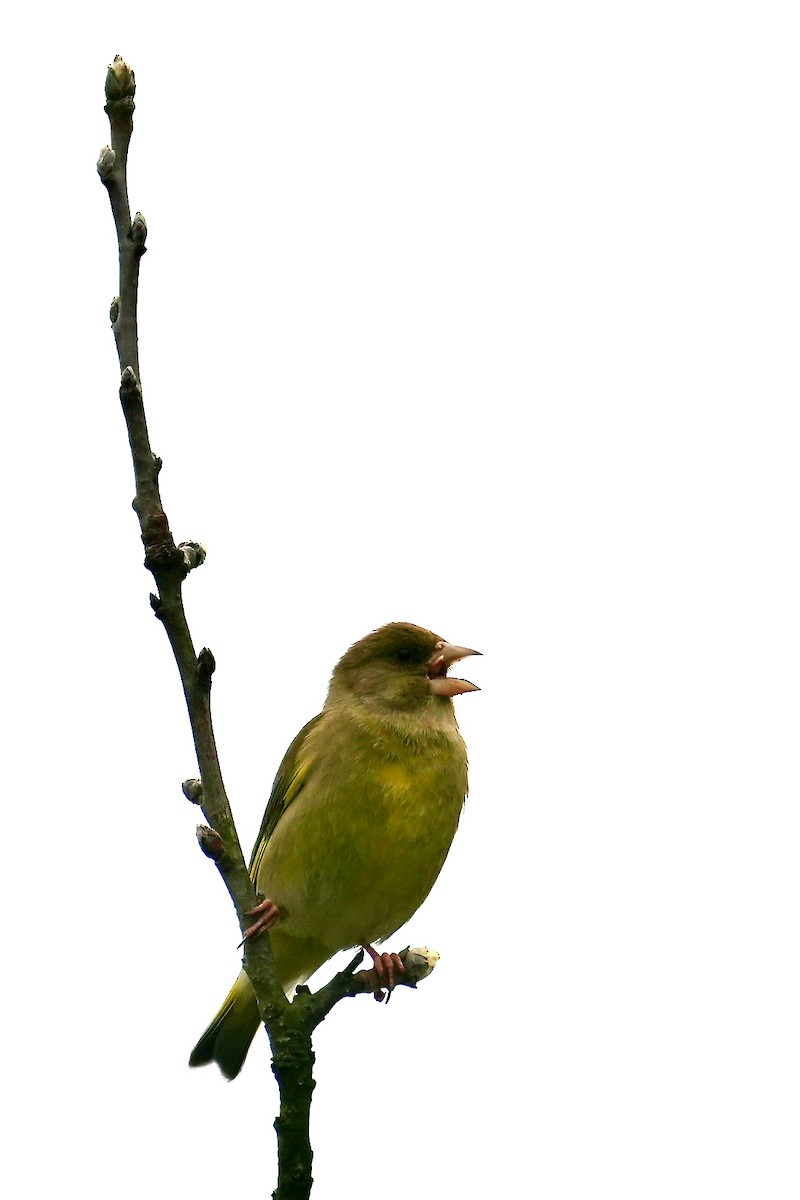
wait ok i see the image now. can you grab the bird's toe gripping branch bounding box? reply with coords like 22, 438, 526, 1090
240, 897, 281, 944
361, 945, 406, 1001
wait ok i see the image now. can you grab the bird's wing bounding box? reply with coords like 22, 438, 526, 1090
248, 713, 323, 881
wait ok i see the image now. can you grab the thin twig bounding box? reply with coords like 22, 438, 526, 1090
98, 54, 284, 1020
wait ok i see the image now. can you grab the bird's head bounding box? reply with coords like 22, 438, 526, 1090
328, 622, 481, 718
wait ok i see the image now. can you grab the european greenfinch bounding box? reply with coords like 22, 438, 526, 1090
189, 621, 479, 1079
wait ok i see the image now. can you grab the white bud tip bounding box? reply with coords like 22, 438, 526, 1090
403, 946, 440, 981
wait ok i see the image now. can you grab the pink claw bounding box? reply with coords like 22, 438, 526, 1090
361, 944, 406, 999
240, 897, 281, 943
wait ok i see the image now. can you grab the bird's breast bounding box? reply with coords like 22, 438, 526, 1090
258, 733, 467, 951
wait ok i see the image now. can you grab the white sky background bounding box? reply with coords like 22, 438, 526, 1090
1, 2, 798, 1196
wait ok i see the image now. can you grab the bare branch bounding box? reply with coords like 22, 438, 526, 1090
98, 54, 284, 1020
303, 946, 441, 1028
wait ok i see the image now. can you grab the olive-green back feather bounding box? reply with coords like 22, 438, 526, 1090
248, 714, 322, 879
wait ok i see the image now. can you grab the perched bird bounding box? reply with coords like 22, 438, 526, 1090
189, 621, 480, 1079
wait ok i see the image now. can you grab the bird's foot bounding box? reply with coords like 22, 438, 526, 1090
239, 897, 281, 944
361, 945, 406, 1003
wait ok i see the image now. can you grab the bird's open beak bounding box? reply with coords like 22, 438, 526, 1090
427, 642, 481, 697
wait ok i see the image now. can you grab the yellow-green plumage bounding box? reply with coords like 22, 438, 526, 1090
189, 622, 477, 1079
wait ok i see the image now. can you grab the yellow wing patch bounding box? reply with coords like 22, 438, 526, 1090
283, 759, 312, 808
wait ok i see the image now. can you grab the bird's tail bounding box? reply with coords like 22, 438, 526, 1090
189, 970, 260, 1080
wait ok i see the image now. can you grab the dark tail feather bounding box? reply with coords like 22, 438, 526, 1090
189, 971, 261, 1080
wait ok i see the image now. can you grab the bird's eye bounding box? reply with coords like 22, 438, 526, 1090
394, 647, 414, 664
